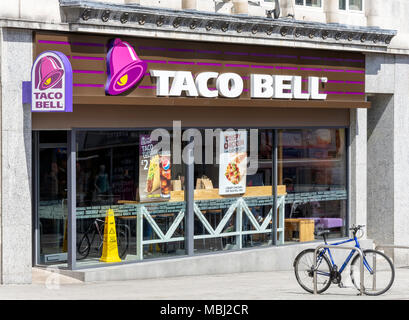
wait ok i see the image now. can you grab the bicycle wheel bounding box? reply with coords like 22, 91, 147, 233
117, 224, 130, 259
77, 234, 91, 260
294, 248, 332, 294
350, 249, 395, 296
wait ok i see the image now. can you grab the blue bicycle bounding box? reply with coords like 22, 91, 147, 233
293, 225, 395, 296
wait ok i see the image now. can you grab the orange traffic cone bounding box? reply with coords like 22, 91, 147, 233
100, 209, 122, 263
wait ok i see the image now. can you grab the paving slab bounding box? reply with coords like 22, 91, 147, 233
0, 267, 408, 300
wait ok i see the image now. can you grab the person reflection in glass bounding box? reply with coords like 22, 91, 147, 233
47, 161, 59, 200
77, 162, 87, 206
95, 164, 109, 197
121, 169, 134, 201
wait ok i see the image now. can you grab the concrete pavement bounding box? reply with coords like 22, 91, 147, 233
0, 267, 408, 300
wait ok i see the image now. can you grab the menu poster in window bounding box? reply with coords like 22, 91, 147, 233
219, 131, 247, 196
139, 134, 171, 202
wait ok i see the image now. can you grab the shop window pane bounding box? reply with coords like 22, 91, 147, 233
339, 0, 347, 10
39, 131, 67, 144
279, 129, 347, 242
306, 0, 322, 7
349, 0, 362, 11
296, 0, 322, 7
75, 130, 186, 266
38, 146, 68, 266
193, 129, 276, 253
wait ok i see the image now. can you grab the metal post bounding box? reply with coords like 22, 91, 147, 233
271, 129, 278, 246
345, 127, 350, 237
313, 245, 364, 295
373, 254, 376, 291
374, 244, 409, 291
67, 130, 77, 270
278, 197, 284, 245
184, 137, 194, 256
236, 200, 243, 249
32, 131, 40, 266
136, 210, 143, 260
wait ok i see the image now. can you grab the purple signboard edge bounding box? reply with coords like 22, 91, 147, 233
22, 81, 32, 104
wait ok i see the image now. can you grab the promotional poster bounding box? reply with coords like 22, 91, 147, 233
139, 134, 172, 202
219, 131, 248, 196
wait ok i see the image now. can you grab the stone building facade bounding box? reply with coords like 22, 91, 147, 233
0, 0, 408, 284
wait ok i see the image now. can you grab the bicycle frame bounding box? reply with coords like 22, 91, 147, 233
83, 219, 104, 251
316, 236, 373, 275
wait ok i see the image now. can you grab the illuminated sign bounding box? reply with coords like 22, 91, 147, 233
105, 38, 328, 100
31, 51, 73, 112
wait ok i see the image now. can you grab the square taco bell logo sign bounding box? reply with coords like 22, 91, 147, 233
31, 51, 73, 112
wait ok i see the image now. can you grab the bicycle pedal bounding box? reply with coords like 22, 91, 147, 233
338, 282, 346, 288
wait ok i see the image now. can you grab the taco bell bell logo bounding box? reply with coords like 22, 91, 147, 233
105, 38, 147, 96
31, 51, 73, 112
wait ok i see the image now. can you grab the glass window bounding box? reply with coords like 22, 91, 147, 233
36, 126, 350, 268
39, 130, 67, 144
38, 146, 68, 265
349, 0, 362, 11
36, 131, 68, 266
339, 0, 363, 11
296, 0, 322, 7
279, 129, 347, 242
192, 129, 275, 253
75, 130, 186, 267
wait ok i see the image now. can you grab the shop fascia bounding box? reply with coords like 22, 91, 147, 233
150, 70, 328, 100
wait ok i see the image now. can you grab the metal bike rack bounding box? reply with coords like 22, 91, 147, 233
375, 244, 409, 251
313, 245, 365, 295
374, 244, 409, 290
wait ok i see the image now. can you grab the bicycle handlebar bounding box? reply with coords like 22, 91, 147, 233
349, 225, 365, 236
349, 225, 365, 230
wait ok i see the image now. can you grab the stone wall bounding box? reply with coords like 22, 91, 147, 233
366, 53, 409, 266
0, 0, 407, 53
0, 28, 33, 284
349, 108, 367, 235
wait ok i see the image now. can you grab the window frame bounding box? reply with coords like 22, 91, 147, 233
294, 0, 323, 9
339, 0, 364, 13
33, 126, 351, 270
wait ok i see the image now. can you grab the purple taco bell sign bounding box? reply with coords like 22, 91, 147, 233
31, 51, 73, 112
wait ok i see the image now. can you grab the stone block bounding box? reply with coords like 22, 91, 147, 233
140, 0, 182, 10
20, 0, 62, 23
0, 2, 20, 19
366, 53, 395, 94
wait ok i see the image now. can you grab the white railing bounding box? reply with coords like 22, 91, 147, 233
136, 195, 286, 260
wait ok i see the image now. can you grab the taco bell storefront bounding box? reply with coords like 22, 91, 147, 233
4, 13, 400, 282
24, 30, 370, 278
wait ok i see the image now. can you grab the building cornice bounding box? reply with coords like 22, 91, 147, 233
58, 0, 397, 51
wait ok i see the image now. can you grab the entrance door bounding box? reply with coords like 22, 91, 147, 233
38, 147, 68, 264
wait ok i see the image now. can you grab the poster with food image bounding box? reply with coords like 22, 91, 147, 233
139, 134, 171, 202
219, 131, 247, 196
159, 152, 172, 199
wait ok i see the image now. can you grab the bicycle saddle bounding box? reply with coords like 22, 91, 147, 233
314, 229, 331, 237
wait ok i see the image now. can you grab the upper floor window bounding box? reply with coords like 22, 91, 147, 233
295, 0, 322, 7
339, 0, 363, 11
